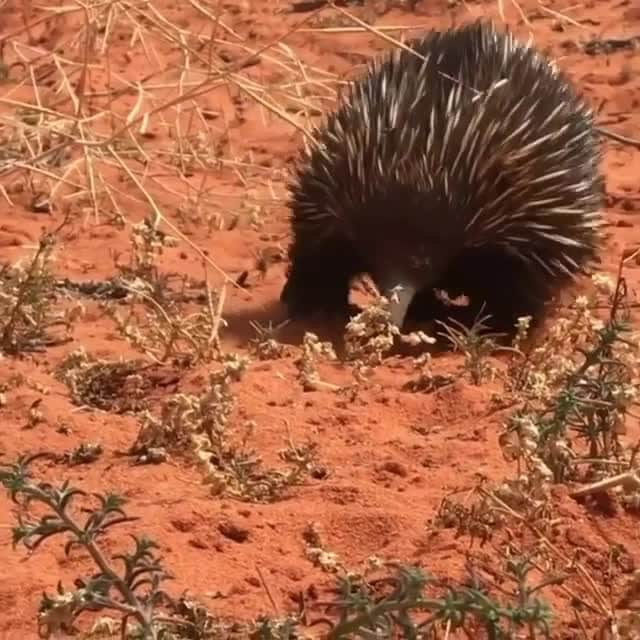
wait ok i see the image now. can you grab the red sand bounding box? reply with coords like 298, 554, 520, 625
1, 0, 640, 638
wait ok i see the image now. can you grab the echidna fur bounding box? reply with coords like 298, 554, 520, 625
280, 19, 604, 332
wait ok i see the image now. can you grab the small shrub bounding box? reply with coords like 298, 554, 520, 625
0, 228, 82, 354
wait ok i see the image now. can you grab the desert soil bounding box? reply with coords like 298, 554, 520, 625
1, 0, 640, 638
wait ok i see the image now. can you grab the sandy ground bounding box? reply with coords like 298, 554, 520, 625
1, 0, 640, 638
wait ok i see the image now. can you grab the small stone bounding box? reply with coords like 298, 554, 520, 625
245, 575, 260, 587
218, 520, 250, 543
379, 460, 408, 477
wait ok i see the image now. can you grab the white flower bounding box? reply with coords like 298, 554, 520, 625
574, 295, 589, 310
592, 273, 615, 294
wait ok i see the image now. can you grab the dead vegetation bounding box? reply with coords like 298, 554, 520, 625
55, 348, 152, 413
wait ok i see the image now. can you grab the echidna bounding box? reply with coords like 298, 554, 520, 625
280, 20, 604, 332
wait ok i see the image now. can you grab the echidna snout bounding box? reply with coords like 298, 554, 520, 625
280, 19, 604, 333
371, 245, 454, 329
381, 281, 417, 330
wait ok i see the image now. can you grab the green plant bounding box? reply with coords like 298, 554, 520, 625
0, 453, 176, 639
0, 223, 82, 355
315, 556, 553, 639
500, 271, 640, 487
436, 306, 505, 385
0, 454, 305, 639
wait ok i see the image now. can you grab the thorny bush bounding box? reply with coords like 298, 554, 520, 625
500, 272, 640, 499
0, 453, 175, 640
1, 454, 558, 639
